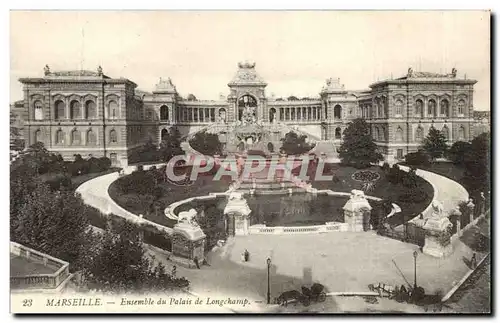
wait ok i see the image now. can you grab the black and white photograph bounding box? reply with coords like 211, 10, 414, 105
9, 10, 491, 314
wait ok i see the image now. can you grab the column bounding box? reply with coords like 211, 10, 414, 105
191, 108, 194, 122
65, 97, 70, 120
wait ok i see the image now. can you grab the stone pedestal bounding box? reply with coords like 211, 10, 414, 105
422, 215, 453, 258
343, 189, 372, 232
171, 212, 206, 268
224, 192, 252, 236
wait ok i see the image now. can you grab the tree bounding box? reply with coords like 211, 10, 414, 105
338, 118, 383, 168
446, 141, 472, 165
80, 221, 189, 292
405, 150, 430, 167
189, 131, 223, 156
159, 127, 183, 161
421, 127, 448, 160
10, 181, 91, 268
463, 132, 490, 195
280, 131, 315, 155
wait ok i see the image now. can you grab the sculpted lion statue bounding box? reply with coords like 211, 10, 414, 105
178, 208, 199, 226
431, 200, 444, 217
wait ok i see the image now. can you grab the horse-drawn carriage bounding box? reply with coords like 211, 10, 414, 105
276, 283, 327, 307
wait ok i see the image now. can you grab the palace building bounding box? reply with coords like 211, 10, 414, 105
18, 62, 477, 166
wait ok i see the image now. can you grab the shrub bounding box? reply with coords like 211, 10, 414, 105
398, 187, 428, 203
99, 157, 112, 170
387, 164, 402, 184
88, 157, 103, 173
44, 173, 73, 191
405, 150, 430, 167
402, 169, 419, 189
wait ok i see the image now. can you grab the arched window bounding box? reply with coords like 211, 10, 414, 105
161, 128, 169, 141
415, 99, 424, 118
108, 100, 118, 119
395, 99, 403, 116
70, 100, 81, 119
335, 127, 342, 139
442, 126, 449, 141
415, 126, 424, 142
458, 100, 466, 115
218, 108, 226, 122
440, 99, 449, 117
34, 100, 43, 120
109, 153, 118, 166
428, 99, 436, 117
237, 95, 257, 121
269, 108, 276, 122
34, 129, 42, 143
55, 129, 65, 144
71, 129, 81, 145
458, 126, 465, 140
334, 105, 342, 119
160, 105, 169, 121
86, 129, 96, 145
395, 127, 404, 142
85, 100, 96, 119
109, 129, 118, 143
55, 100, 65, 120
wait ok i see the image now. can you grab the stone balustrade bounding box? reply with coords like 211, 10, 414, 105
10, 242, 71, 291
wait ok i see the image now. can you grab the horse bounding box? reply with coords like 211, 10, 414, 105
276, 290, 302, 307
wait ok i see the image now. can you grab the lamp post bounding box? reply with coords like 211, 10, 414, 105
266, 258, 271, 304
413, 250, 418, 289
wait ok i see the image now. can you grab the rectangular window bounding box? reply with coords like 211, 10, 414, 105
397, 149, 403, 159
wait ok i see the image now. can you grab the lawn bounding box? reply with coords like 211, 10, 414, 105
309, 164, 434, 226
400, 162, 465, 187
109, 163, 433, 228
39, 168, 121, 191
108, 172, 232, 227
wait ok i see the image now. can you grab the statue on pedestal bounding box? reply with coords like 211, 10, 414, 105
172, 208, 206, 268
422, 200, 453, 258
342, 189, 372, 232
224, 192, 252, 236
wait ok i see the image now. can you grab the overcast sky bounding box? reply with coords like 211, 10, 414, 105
10, 11, 490, 110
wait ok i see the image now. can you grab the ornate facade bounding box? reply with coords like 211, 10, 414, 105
19, 63, 477, 166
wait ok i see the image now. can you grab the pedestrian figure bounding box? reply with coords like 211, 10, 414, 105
194, 256, 200, 269
244, 249, 250, 262
471, 253, 477, 269
171, 265, 177, 277
241, 252, 246, 262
